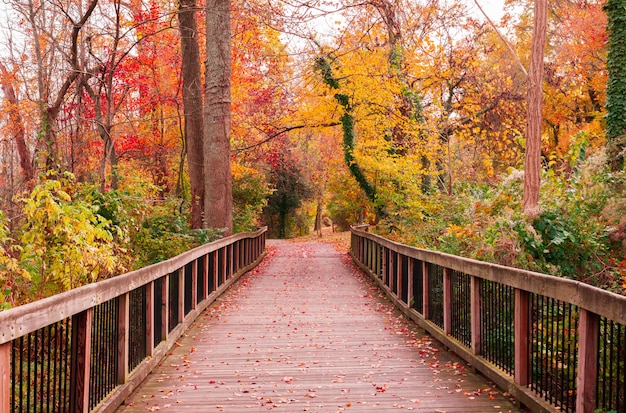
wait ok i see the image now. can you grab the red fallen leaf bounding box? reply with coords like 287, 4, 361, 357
374, 384, 388, 392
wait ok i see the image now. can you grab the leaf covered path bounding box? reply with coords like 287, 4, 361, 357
117, 240, 521, 412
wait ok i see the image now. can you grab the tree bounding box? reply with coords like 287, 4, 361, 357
605, 0, 626, 172
204, 0, 233, 234
0, 62, 33, 183
522, 0, 547, 215
178, 0, 205, 228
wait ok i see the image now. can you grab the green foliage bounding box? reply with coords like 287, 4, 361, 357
515, 209, 603, 279
0, 212, 28, 309
263, 155, 312, 238
232, 172, 269, 233
19, 173, 122, 298
604, 0, 626, 171
378, 148, 626, 292
130, 202, 223, 269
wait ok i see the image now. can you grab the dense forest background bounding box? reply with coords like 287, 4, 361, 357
0, 0, 624, 307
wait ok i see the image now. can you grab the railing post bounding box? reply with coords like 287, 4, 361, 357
212, 250, 219, 290
145, 282, 154, 356
191, 260, 198, 310
221, 248, 227, 284
161, 275, 169, 340
470, 276, 482, 355
422, 262, 429, 319
514, 289, 530, 386
178, 268, 185, 324
396, 253, 402, 298
0, 342, 9, 413
69, 308, 92, 413
117, 293, 129, 384
374, 243, 381, 278
443, 268, 452, 335
407, 258, 414, 308
381, 247, 387, 283
203, 254, 210, 298
576, 309, 599, 412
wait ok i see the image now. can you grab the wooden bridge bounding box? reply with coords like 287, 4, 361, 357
0, 226, 624, 412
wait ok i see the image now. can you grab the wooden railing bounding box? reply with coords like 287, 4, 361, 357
0, 227, 267, 413
351, 226, 625, 413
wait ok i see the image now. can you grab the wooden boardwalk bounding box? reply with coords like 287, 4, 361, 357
117, 240, 521, 412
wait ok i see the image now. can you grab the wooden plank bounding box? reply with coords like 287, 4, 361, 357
576, 309, 599, 412
0, 342, 9, 413
117, 241, 521, 413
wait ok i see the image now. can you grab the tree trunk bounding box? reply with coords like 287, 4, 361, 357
204, 0, 233, 235
605, 0, 626, 172
314, 196, 323, 237
178, 0, 205, 229
523, 0, 547, 216
0, 63, 34, 183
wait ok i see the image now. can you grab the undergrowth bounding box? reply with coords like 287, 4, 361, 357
377, 150, 626, 295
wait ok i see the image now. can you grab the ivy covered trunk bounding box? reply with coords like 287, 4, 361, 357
605, 0, 626, 172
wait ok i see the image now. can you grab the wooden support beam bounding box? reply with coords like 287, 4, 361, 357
514, 289, 530, 386
212, 251, 219, 291
443, 268, 452, 335
576, 309, 599, 412
161, 275, 169, 341
203, 253, 210, 298
191, 260, 198, 310
422, 262, 429, 319
178, 268, 185, 324
69, 308, 92, 413
117, 293, 129, 384
407, 258, 414, 308
0, 342, 9, 413
470, 276, 482, 355
145, 282, 154, 356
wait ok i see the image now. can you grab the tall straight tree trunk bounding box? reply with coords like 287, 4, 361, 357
523, 0, 547, 216
178, 0, 205, 229
204, 0, 233, 235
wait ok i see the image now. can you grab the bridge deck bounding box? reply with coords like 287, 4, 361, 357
117, 239, 521, 412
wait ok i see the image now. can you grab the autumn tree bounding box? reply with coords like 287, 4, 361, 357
0, 62, 33, 183
522, 0, 547, 215
178, 0, 205, 228
204, 0, 233, 234
13, 0, 99, 171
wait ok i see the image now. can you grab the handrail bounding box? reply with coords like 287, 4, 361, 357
0, 227, 267, 413
350, 226, 625, 413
